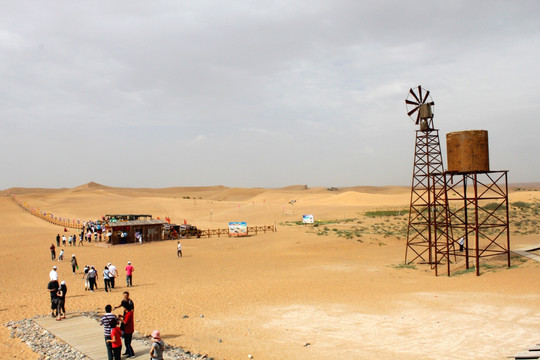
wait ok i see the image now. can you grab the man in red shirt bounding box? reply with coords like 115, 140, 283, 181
120, 306, 135, 357
125, 262, 134, 287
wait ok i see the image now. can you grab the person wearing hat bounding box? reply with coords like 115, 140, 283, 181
107, 263, 117, 289
149, 330, 164, 360
83, 265, 90, 290
87, 266, 97, 292
125, 262, 134, 287
103, 266, 111, 292
49, 266, 58, 281
71, 255, 78, 275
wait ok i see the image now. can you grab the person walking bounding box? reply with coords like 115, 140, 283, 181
177, 241, 182, 257
62, 235, 67, 246
100, 305, 117, 360
71, 255, 78, 274
56, 234, 60, 247
73, 234, 77, 246
47, 279, 59, 318
108, 263, 117, 289
78, 233, 84, 246
119, 305, 135, 357
50, 244, 56, 261
149, 330, 165, 360
125, 262, 134, 287
103, 266, 111, 292
83, 265, 90, 291
56, 281, 67, 320
87, 266, 97, 292
68, 235, 72, 247
58, 249, 64, 262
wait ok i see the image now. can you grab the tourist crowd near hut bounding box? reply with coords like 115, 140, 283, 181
39, 208, 265, 359
43, 213, 193, 360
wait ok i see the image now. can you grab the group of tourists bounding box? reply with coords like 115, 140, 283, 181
82, 220, 113, 243
99, 293, 164, 360
82, 262, 134, 292
44, 232, 174, 359
56, 233, 84, 247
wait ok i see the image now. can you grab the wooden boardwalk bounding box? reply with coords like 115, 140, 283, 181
512, 244, 540, 263
34, 314, 166, 360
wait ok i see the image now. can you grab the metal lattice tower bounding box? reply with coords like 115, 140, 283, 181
405, 129, 445, 264
403, 86, 445, 264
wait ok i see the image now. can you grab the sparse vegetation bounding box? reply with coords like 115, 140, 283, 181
483, 202, 507, 211
365, 210, 407, 217
512, 201, 532, 209
391, 263, 416, 270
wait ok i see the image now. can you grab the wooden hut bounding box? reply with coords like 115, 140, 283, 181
106, 219, 166, 245
105, 214, 152, 222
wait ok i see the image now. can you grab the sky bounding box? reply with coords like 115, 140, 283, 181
1, 0, 539, 189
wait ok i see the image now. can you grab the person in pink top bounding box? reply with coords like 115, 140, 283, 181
125, 261, 134, 287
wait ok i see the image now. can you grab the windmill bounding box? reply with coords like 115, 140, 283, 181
405, 85, 435, 130
404, 85, 445, 265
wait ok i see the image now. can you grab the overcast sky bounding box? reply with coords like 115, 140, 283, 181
1, 1, 539, 189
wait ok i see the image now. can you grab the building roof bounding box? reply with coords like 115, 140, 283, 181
105, 214, 152, 217
107, 219, 167, 227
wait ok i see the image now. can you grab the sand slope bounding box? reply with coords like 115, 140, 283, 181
0, 184, 539, 359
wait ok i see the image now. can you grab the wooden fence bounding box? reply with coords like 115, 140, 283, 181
9, 194, 84, 230
196, 225, 276, 238
8, 194, 277, 237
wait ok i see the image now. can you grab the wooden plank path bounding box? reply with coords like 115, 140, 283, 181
509, 343, 540, 359
34, 314, 170, 360
512, 244, 540, 263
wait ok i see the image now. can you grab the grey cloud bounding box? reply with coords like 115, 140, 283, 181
1, 0, 539, 188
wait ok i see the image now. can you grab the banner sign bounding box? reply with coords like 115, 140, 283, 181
229, 222, 248, 236
302, 214, 314, 224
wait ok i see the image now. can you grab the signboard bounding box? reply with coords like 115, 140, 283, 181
229, 222, 248, 236
302, 214, 314, 224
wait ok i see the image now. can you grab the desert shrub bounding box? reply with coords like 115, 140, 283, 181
365, 210, 407, 217
512, 201, 532, 210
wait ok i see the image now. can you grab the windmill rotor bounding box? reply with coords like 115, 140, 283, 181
405, 85, 435, 126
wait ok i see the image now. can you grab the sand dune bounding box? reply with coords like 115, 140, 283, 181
0, 184, 539, 359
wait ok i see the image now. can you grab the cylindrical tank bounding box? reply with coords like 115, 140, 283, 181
446, 130, 489, 173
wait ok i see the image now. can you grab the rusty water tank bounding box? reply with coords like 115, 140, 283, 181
446, 130, 489, 172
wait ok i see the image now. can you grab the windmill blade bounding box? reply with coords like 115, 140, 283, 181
423, 90, 430, 103
418, 86, 423, 103
405, 100, 419, 106
409, 88, 420, 103
408, 106, 419, 117
416, 111, 421, 125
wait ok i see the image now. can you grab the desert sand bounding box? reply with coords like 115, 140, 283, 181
1, 183, 540, 359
